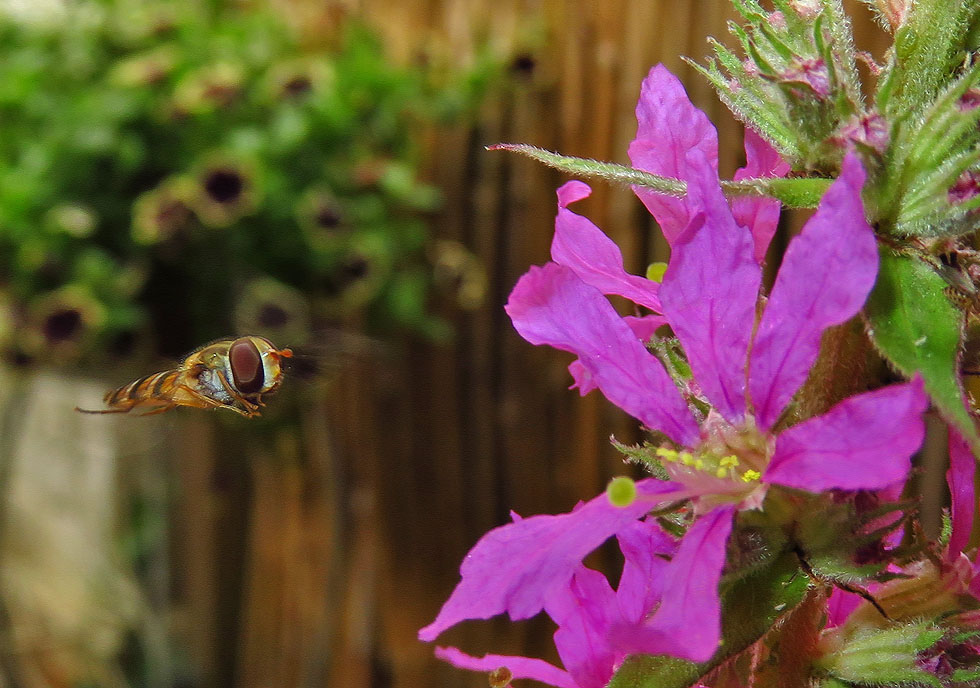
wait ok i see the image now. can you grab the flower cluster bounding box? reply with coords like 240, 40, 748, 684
417, 62, 949, 688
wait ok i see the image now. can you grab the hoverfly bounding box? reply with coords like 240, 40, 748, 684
76, 336, 293, 418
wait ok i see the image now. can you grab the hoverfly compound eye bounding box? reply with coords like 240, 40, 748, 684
229, 338, 264, 395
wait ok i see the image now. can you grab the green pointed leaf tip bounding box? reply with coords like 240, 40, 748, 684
611, 438, 670, 480
886, 0, 971, 117
865, 251, 977, 451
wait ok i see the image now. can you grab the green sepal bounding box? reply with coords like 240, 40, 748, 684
792, 492, 909, 582
610, 438, 670, 481
816, 622, 944, 688
608, 549, 810, 688
865, 250, 977, 453
952, 668, 980, 682
884, 0, 971, 118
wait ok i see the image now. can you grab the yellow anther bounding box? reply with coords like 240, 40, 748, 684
680, 452, 695, 466
741, 470, 762, 482
694, 459, 704, 470
719, 455, 740, 468
715, 467, 729, 479
656, 447, 679, 462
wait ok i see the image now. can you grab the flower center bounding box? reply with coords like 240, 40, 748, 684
655, 447, 762, 484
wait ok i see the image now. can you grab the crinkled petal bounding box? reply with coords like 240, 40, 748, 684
623, 314, 669, 342
765, 378, 927, 492
749, 154, 877, 430
732, 128, 790, 264
613, 506, 734, 662
552, 181, 662, 311
434, 647, 576, 688
568, 360, 596, 395
628, 64, 719, 244
615, 518, 676, 625
947, 427, 976, 562
547, 567, 620, 688
418, 480, 685, 641
506, 263, 698, 444
659, 150, 760, 423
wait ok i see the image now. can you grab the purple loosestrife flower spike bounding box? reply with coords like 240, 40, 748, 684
424, 66, 929, 672
495, 151, 925, 663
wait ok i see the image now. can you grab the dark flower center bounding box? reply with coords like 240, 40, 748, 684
204, 169, 245, 204
283, 75, 312, 97
315, 206, 343, 229
43, 308, 83, 342
257, 304, 290, 328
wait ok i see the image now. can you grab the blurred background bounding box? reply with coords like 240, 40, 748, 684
0, 1, 918, 687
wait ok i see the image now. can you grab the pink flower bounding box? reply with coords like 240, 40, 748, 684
420, 67, 927, 672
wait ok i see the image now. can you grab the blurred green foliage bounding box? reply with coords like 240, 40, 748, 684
0, 0, 494, 366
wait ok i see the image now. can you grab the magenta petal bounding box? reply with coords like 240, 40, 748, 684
552, 181, 662, 312
825, 588, 863, 628
614, 506, 734, 662
732, 128, 790, 264
418, 480, 684, 641
659, 150, 760, 423
749, 154, 877, 430
434, 647, 576, 688
947, 427, 976, 561
506, 263, 698, 444
765, 378, 928, 492
629, 64, 719, 244
547, 567, 620, 688
615, 518, 676, 625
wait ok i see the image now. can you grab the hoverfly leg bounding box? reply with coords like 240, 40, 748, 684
136, 404, 179, 417
213, 369, 261, 412
74, 406, 134, 414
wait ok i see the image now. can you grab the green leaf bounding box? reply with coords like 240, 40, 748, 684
608, 550, 810, 688
865, 251, 976, 451
489, 144, 830, 208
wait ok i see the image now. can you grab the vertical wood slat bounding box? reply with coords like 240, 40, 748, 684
180, 3, 893, 687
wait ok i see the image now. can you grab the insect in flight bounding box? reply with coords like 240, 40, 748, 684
75, 336, 293, 418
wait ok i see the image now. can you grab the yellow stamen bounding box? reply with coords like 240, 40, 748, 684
715, 467, 728, 479
680, 452, 695, 466
694, 459, 704, 470
719, 455, 740, 468
656, 447, 679, 462
741, 470, 762, 482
